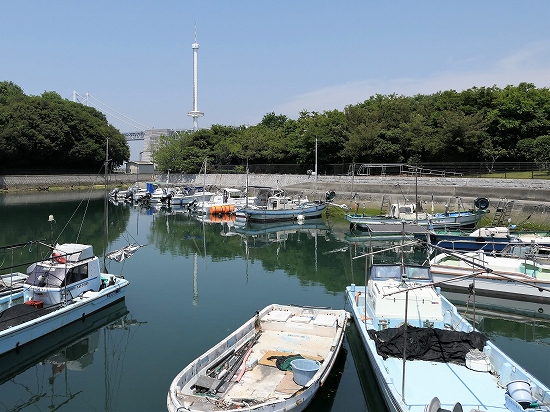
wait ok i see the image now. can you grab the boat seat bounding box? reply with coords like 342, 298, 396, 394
312, 314, 338, 327
262, 310, 293, 322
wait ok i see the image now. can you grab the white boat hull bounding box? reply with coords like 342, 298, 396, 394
167, 304, 348, 412
0, 278, 128, 355
430, 264, 550, 305
346, 282, 550, 412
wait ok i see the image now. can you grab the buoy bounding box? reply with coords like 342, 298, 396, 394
52, 251, 66, 264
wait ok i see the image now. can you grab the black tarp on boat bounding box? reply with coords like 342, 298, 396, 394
367, 324, 488, 365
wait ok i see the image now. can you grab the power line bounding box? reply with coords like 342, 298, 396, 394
72, 91, 150, 131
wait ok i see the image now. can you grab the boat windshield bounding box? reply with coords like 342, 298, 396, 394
25, 264, 66, 288
370, 264, 432, 281
370, 265, 402, 280
404, 266, 431, 280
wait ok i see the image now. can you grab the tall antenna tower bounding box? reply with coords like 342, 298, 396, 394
187, 24, 204, 131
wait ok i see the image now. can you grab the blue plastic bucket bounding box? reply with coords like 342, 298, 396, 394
290, 359, 321, 386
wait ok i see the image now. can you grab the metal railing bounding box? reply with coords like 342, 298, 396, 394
202, 162, 550, 179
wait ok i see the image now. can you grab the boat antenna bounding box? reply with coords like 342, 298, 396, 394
103, 136, 109, 272
48, 214, 56, 245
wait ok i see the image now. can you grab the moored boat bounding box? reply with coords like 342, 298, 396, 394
346, 263, 550, 412
167, 303, 349, 412
236, 188, 327, 223
429, 247, 550, 312
192, 187, 254, 215
0, 242, 130, 356
347, 197, 490, 230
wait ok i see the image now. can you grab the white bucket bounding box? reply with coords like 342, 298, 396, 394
290, 359, 321, 386
506, 380, 532, 407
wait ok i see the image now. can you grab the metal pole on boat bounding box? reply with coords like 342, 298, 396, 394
245, 159, 249, 208
315, 136, 318, 184
402, 288, 409, 403
103, 136, 109, 272
415, 166, 418, 224
9, 248, 13, 308
472, 276, 476, 328
401, 219, 408, 402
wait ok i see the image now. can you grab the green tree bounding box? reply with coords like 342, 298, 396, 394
0, 83, 129, 171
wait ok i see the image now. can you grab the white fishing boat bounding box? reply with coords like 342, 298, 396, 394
346, 263, 550, 412
0, 299, 130, 385
167, 304, 349, 412
191, 187, 255, 215
172, 186, 216, 206
0, 242, 130, 355
429, 247, 550, 311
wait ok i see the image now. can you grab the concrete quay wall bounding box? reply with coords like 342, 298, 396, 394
1, 173, 549, 206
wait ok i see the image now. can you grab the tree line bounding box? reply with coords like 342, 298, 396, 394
2, 80, 550, 174
153, 82, 550, 173
0, 81, 129, 171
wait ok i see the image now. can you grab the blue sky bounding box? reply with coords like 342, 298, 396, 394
3, 1, 550, 136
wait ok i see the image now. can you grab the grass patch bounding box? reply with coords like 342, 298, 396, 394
466, 171, 550, 179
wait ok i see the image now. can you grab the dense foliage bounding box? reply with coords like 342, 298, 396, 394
3, 80, 550, 174
0, 81, 129, 171
154, 82, 550, 173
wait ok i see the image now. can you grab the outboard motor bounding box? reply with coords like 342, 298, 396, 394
325, 191, 336, 202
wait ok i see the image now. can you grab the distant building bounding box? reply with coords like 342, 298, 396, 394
125, 161, 154, 178
140, 129, 189, 163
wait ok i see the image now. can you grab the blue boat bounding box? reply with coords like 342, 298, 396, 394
236, 188, 327, 222
346, 263, 550, 412
347, 197, 490, 230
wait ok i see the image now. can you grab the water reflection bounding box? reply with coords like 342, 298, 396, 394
305, 347, 347, 412
2, 194, 550, 411
0, 300, 144, 411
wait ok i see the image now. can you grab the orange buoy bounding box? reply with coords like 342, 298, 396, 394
52, 251, 66, 264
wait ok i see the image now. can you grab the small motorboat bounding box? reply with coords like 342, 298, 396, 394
167, 304, 349, 412
0, 243, 130, 356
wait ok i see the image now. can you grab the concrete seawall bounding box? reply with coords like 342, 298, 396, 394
2, 172, 549, 207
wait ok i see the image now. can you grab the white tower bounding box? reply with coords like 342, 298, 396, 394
187, 24, 204, 131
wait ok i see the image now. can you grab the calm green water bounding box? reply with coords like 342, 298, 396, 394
0, 191, 549, 412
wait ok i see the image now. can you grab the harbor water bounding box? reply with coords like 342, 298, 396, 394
0, 191, 549, 412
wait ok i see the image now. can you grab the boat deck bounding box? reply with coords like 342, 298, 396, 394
348, 286, 518, 411
379, 350, 504, 410
175, 323, 337, 411
226, 329, 331, 400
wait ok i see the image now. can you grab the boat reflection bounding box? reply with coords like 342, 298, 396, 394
302, 346, 347, 412
0, 300, 144, 411
345, 320, 389, 412
235, 218, 330, 245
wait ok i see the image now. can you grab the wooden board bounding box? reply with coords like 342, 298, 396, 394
275, 371, 303, 394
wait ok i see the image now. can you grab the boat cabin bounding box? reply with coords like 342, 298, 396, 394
251, 188, 308, 210
24, 244, 102, 306
366, 264, 445, 328
387, 202, 424, 219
